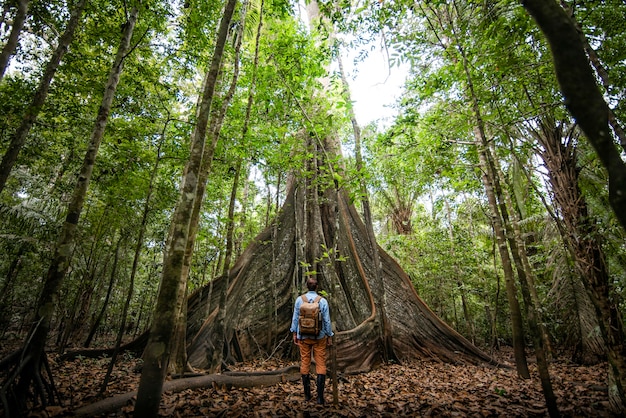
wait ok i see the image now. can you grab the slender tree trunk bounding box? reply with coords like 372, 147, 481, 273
489, 140, 553, 358
171, 0, 251, 376
9, 6, 137, 412
235, 167, 250, 258
0, 0, 87, 194
441, 15, 528, 374
101, 146, 158, 389
207, 0, 262, 372
0, 0, 30, 82
134, 0, 237, 414
444, 198, 475, 342
221, 159, 241, 279
476, 136, 529, 378
84, 235, 122, 347
466, 59, 559, 415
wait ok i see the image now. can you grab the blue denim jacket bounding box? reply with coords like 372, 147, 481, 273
290, 291, 333, 339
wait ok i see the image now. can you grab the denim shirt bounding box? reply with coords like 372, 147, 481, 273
290, 290, 333, 339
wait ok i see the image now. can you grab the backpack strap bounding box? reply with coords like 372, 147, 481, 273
302, 294, 323, 303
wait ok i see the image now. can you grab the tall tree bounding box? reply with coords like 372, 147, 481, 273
0, 0, 30, 82
134, 0, 238, 414
0, 4, 138, 414
184, 0, 496, 376
521, 0, 626, 412
0, 0, 87, 194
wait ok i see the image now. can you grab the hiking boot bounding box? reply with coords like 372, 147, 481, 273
302, 374, 311, 401
316, 374, 326, 404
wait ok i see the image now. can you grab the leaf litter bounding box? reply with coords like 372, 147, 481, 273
24, 350, 617, 417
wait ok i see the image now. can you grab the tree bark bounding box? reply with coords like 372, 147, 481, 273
534, 115, 624, 408
84, 235, 123, 348
475, 133, 529, 379
559, 1, 626, 153
134, 0, 238, 414
338, 46, 397, 364
73, 366, 300, 417
0, 0, 87, 194
0, 0, 30, 82
185, 133, 499, 373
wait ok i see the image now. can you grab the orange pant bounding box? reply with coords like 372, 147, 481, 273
299, 338, 327, 375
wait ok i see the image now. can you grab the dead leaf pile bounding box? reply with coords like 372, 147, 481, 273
21, 352, 617, 417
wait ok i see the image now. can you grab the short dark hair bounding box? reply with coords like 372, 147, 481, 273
306, 277, 318, 291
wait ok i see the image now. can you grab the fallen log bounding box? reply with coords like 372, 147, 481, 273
71, 365, 300, 417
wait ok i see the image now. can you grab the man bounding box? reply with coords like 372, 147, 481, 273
290, 277, 333, 404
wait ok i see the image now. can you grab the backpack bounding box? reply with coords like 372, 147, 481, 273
299, 294, 322, 336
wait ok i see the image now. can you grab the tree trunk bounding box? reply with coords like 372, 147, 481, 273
170, 0, 250, 377
454, 28, 529, 376
534, 115, 624, 410
0, 0, 30, 82
469, 79, 559, 414
134, 0, 238, 414
522, 2, 626, 411
476, 134, 529, 378
185, 132, 498, 372
221, 159, 241, 279
337, 48, 397, 363
0, 0, 87, 194
559, 1, 626, 153
444, 197, 475, 343
101, 122, 167, 392
5, 6, 137, 413
84, 235, 123, 348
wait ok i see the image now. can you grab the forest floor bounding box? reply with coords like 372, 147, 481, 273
6, 347, 617, 417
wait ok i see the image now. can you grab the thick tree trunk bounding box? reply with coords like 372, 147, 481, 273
0, 0, 87, 194
0, 0, 30, 82
134, 0, 238, 415
185, 133, 498, 373
535, 116, 623, 407
3, 7, 137, 413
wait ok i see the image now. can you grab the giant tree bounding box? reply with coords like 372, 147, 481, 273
183, 0, 496, 375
